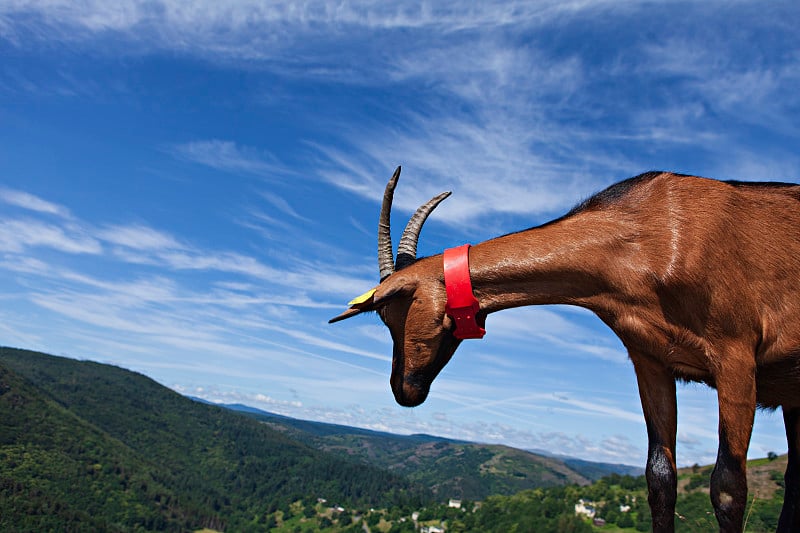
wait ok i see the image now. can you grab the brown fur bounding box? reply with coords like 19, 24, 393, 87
333, 171, 800, 532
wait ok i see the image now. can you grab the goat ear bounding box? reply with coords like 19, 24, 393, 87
328, 288, 378, 323
328, 278, 414, 324
328, 306, 369, 323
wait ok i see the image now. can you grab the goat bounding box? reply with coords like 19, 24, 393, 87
330, 167, 800, 532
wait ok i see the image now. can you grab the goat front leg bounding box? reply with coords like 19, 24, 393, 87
710, 358, 756, 532
631, 352, 677, 533
777, 406, 800, 532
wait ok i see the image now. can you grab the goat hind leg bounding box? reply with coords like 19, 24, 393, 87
711, 362, 756, 532
777, 406, 800, 533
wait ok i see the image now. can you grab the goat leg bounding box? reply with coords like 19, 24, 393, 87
711, 357, 756, 532
631, 351, 678, 533
777, 406, 800, 532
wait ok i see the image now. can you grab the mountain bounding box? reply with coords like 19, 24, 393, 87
523, 447, 644, 480
216, 402, 642, 501
1, 346, 788, 532
561, 458, 643, 480
0, 347, 429, 532
1, 353, 188, 531
0, 346, 642, 526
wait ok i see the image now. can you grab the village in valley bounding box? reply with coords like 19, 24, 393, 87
279, 478, 654, 533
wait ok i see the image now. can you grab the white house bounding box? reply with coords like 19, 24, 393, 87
575, 499, 596, 518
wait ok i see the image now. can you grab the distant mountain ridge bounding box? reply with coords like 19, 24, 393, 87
209, 400, 644, 500
1, 346, 642, 531
522, 448, 644, 480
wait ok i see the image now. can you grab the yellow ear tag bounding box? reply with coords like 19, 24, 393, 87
348, 288, 376, 306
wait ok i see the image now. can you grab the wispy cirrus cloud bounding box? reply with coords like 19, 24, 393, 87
98, 224, 185, 251
169, 140, 286, 178
7, 1, 797, 221
0, 1, 624, 50
257, 192, 308, 222
487, 306, 627, 363
0, 189, 379, 378
0, 193, 370, 300
0, 218, 101, 254
0, 186, 72, 217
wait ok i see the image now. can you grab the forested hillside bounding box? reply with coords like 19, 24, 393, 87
238, 408, 592, 500
1, 347, 787, 532
0, 347, 429, 531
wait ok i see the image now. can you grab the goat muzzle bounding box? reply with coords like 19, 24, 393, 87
391, 372, 431, 407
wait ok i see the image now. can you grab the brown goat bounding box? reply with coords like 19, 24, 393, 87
330, 167, 800, 532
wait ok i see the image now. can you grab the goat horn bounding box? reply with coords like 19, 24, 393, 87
378, 166, 401, 281
395, 190, 452, 270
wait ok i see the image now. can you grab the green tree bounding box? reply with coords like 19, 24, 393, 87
388, 520, 416, 532
617, 511, 634, 527
604, 508, 619, 524
634, 500, 652, 532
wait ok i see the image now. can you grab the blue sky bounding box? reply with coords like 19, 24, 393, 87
1, 1, 798, 467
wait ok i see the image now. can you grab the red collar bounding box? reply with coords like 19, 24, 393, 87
443, 244, 486, 339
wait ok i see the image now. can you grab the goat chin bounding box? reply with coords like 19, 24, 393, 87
392, 379, 430, 407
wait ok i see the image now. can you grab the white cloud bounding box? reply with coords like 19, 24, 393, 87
7, 2, 797, 219
552, 395, 642, 424
0, 1, 623, 49
0, 187, 72, 217
0, 255, 50, 275
278, 328, 391, 362
487, 306, 627, 363
258, 192, 308, 221
0, 218, 101, 254
98, 224, 184, 251
170, 139, 285, 178
0, 316, 43, 347
0, 189, 376, 330
0, 186, 382, 376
